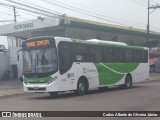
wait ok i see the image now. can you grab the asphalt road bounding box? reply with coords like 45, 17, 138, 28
0, 74, 160, 120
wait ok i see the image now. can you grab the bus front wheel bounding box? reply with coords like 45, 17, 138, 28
75, 79, 88, 95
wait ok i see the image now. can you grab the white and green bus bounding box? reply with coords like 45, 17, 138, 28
22, 36, 149, 96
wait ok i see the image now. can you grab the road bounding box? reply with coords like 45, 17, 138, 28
0, 73, 160, 120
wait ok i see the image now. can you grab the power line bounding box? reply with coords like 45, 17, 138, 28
17, 0, 63, 16
3, 0, 62, 16
130, 0, 146, 6
0, 4, 17, 23
0, 2, 60, 26
57, 0, 151, 28
0, 2, 57, 18
0, 1, 65, 27
4, 0, 69, 23
39, 0, 160, 31
0, 7, 14, 19
149, 5, 160, 9
41, 0, 160, 30
39, 0, 130, 26
43, 0, 146, 27
1, 0, 160, 32
139, 0, 147, 4
0, 10, 57, 27
151, 0, 159, 4
40, 0, 148, 28
0, 0, 152, 29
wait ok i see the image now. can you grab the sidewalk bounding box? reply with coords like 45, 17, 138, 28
0, 79, 23, 90
150, 73, 160, 81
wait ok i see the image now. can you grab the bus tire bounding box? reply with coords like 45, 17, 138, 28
48, 92, 58, 97
75, 78, 88, 95
119, 74, 132, 89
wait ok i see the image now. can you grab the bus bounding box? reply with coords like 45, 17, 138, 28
21, 36, 149, 96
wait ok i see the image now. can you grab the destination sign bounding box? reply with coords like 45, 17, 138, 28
23, 39, 53, 48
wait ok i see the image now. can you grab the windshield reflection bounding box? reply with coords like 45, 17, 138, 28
23, 47, 57, 73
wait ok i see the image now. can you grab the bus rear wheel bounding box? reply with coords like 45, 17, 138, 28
75, 79, 88, 95
48, 92, 58, 97
119, 74, 132, 89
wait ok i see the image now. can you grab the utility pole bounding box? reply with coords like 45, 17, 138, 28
147, 0, 150, 48
147, 0, 160, 48
13, 6, 17, 23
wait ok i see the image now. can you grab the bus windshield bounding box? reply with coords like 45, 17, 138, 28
23, 47, 57, 74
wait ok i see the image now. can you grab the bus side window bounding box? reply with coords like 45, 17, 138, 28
103, 47, 109, 62
133, 50, 141, 62
58, 42, 73, 74
95, 46, 103, 62
141, 50, 148, 63
74, 43, 88, 62
108, 47, 115, 62
88, 45, 95, 62
115, 48, 124, 62
125, 49, 132, 62
88, 45, 103, 62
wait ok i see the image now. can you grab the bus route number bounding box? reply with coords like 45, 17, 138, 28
25, 40, 49, 48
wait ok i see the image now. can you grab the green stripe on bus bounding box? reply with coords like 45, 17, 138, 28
95, 63, 139, 85
24, 76, 52, 83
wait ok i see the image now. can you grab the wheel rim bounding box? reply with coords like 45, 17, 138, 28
78, 82, 85, 92
125, 75, 132, 88
126, 79, 131, 87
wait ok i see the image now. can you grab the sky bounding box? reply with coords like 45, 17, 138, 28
0, 0, 160, 48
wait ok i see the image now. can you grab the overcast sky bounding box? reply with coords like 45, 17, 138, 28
0, 0, 160, 48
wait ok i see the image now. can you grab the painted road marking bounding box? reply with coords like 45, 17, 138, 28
0, 89, 24, 96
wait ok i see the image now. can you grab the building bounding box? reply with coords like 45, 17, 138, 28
0, 16, 160, 78
0, 45, 10, 80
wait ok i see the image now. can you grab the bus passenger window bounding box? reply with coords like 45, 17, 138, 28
133, 50, 141, 62
108, 48, 115, 62
141, 50, 148, 63
125, 49, 132, 62
58, 41, 73, 74
95, 47, 103, 62
59, 52, 72, 74
115, 48, 124, 62
74, 43, 88, 62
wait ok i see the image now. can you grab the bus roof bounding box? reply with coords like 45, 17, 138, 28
86, 39, 127, 46
70, 38, 146, 50
25, 36, 147, 50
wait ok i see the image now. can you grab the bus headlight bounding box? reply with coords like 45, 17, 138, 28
47, 79, 55, 84
47, 76, 57, 84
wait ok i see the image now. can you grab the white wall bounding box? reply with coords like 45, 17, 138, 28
7, 36, 23, 79
0, 52, 10, 80
9, 47, 23, 78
